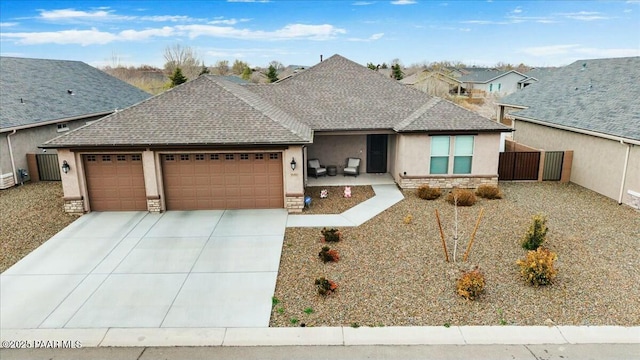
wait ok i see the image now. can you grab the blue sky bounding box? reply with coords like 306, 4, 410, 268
1, 0, 639, 69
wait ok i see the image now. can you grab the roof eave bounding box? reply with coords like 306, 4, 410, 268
40, 140, 313, 149
513, 115, 640, 145
1, 110, 114, 133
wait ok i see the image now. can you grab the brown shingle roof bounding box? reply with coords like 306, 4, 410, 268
43, 76, 312, 147
44, 54, 509, 148
251, 55, 509, 133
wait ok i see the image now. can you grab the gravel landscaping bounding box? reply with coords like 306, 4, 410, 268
0, 182, 77, 273
303, 185, 375, 214
271, 182, 640, 327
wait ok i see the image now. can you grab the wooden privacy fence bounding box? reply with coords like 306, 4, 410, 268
498, 150, 570, 182
498, 151, 540, 181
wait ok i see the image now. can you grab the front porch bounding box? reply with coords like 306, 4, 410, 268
306, 172, 396, 187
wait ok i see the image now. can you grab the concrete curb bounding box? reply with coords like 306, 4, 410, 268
2, 326, 638, 347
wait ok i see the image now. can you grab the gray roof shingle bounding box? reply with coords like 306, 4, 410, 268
251, 55, 509, 133
43, 76, 312, 147
500, 57, 640, 141
44, 54, 509, 148
1, 57, 151, 130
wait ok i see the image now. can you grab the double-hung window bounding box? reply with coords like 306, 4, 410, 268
453, 136, 474, 174
430, 135, 474, 175
430, 136, 450, 174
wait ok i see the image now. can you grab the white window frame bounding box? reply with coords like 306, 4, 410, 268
429, 135, 475, 175
57, 123, 69, 132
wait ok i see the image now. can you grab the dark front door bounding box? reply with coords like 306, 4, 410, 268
367, 134, 388, 173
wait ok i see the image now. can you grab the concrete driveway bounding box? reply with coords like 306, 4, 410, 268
0, 209, 287, 329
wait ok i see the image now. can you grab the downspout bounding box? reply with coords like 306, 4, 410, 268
7, 130, 18, 186
618, 140, 631, 205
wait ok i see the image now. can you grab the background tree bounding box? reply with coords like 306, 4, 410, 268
241, 66, 252, 80
199, 62, 210, 76
391, 63, 404, 80
169, 67, 187, 87
232, 59, 250, 75
163, 44, 202, 81
267, 64, 279, 83
366, 62, 377, 70
269, 60, 285, 72
212, 60, 230, 75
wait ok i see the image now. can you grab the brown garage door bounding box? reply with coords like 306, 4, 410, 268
162, 153, 283, 210
83, 154, 147, 211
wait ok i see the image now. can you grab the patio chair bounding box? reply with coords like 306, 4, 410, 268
307, 159, 327, 178
343, 157, 361, 177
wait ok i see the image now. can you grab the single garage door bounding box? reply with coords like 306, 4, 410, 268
83, 154, 147, 211
162, 153, 283, 210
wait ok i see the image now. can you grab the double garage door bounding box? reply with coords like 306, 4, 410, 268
162, 153, 283, 210
84, 153, 284, 211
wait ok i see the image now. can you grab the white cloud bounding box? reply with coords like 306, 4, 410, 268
520, 44, 581, 56
511, 7, 522, 14
391, 0, 416, 5
177, 23, 346, 40
209, 18, 250, 25
348, 32, 384, 41
352, 1, 374, 5
557, 11, 610, 21
140, 15, 192, 22
520, 44, 640, 58
38, 8, 115, 20
1, 27, 175, 45
0, 22, 18, 27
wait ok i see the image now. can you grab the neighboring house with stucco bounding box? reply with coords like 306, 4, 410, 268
497, 57, 640, 209
42, 55, 511, 214
0, 57, 151, 189
458, 68, 530, 96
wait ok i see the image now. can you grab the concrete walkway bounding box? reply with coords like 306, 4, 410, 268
286, 184, 404, 227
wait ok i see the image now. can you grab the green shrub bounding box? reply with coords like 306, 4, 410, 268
318, 246, 340, 263
321, 228, 342, 242
521, 214, 548, 250
456, 268, 485, 300
315, 277, 338, 296
475, 184, 502, 199
416, 184, 442, 200
516, 247, 558, 286
445, 189, 477, 206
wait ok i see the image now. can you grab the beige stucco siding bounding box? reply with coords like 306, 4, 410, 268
513, 120, 639, 206
395, 133, 501, 177
307, 134, 367, 174
1, 116, 105, 184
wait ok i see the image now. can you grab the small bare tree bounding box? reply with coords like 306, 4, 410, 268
163, 44, 202, 81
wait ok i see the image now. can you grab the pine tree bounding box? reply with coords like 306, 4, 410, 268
267, 64, 279, 83
391, 63, 404, 80
169, 67, 187, 87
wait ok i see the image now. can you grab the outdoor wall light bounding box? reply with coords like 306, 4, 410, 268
61, 160, 71, 174
290, 157, 297, 171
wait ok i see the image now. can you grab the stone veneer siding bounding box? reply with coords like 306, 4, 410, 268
63, 197, 85, 214
147, 197, 161, 213
398, 174, 498, 189
285, 193, 304, 213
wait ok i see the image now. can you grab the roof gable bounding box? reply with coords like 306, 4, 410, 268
0, 57, 151, 130
501, 57, 640, 141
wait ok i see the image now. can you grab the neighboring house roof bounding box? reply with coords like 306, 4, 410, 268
251, 55, 507, 132
458, 69, 528, 84
43, 54, 509, 148
400, 70, 460, 86
499, 57, 640, 142
43, 76, 313, 147
0, 57, 151, 131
